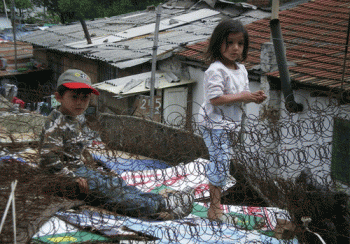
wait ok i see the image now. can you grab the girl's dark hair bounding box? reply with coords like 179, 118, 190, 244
56, 85, 92, 97
205, 19, 249, 64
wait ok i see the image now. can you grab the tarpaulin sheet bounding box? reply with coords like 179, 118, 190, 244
2, 152, 296, 243
32, 216, 111, 243
54, 208, 298, 244
93, 155, 292, 232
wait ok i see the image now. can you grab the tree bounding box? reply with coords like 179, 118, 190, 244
15, 0, 32, 10
0, 0, 33, 17
29, 0, 165, 25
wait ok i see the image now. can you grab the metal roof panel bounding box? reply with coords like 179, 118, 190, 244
93, 71, 195, 97
65, 9, 220, 49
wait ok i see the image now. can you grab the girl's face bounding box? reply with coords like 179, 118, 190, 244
55, 90, 91, 117
220, 32, 244, 69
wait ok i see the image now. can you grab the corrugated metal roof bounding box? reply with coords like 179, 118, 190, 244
93, 71, 196, 97
175, 0, 350, 91
174, 19, 219, 35
157, 30, 209, 45
18, 3, 265, 70
65, 9, 219, 49
112, 57, 152, 69
18, 9, 222, 69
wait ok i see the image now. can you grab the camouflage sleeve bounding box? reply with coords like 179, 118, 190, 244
39, 110, 104, 176
39, 112, 75, 176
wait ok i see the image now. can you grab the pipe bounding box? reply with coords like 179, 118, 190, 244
270, 19, 303, 113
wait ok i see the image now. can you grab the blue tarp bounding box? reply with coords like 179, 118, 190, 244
0, 24, 34, 41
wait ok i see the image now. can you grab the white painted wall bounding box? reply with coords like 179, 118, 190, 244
245, 88, 350, 185
272, 90, 350, 183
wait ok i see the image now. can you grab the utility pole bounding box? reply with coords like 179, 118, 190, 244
11, 0, 17, 70
149, 4, 162, 119
2, 0, 8, 19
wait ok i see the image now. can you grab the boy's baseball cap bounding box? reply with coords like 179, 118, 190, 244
57, 69, 100, 95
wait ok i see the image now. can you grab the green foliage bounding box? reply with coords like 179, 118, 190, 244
15, 0, 32, 10
0, 0, 33, 13
58, 0, 94, 19
0, 0, 167, 24
31, 0, 165, 23
25, 11, 60, 24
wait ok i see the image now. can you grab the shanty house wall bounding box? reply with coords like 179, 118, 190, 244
33, 46, 107, 84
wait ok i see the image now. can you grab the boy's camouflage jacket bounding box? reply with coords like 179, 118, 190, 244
39, 109, 100, 176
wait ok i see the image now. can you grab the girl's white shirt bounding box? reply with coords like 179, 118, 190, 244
199, 60, 250, 131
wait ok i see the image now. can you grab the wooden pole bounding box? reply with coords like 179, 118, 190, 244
79, 17, 92, 45
0, 180, 17, 235
150, 4, 162, 119
11, 0, 17, 70
2, 0, 8, 19
271, 0, 279, 20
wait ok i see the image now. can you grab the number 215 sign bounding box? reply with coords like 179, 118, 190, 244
134, 95, 162, 121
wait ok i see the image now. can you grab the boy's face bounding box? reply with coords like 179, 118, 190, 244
55, 90, 91, 117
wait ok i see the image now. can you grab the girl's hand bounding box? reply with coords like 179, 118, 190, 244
76, 177, 89, 194
210, 90, 267, 105
239, 91, 266, 104
252, 90, 267, 104
239, 91, 256, 103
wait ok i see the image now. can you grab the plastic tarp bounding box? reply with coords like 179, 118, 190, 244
31, 156, 298, 243
0, 151, 298, 243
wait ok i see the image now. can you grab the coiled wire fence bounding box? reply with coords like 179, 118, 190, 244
0, 89, 350, 243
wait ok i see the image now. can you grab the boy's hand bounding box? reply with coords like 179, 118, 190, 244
76, 177, 89, 194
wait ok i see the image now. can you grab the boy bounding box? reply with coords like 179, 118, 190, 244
40, 69, 194, 219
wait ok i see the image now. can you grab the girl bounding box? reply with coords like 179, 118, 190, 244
199, 19, 267, 221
